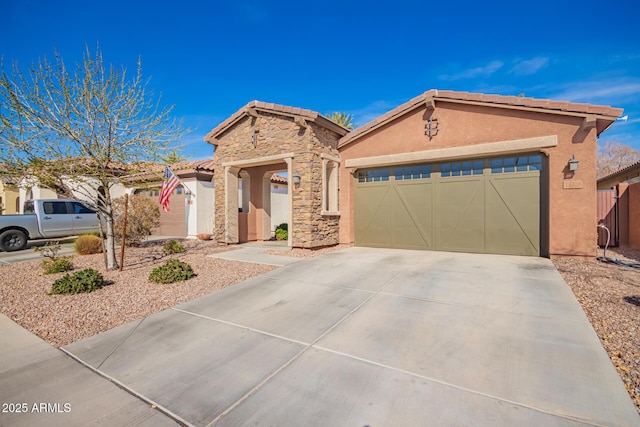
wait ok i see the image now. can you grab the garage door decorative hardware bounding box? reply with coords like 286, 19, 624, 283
424, 116, 439, 139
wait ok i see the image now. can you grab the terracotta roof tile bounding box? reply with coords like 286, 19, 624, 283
270, 174, 288, 184
122, 159, 215, 181
599, 160, 640, 180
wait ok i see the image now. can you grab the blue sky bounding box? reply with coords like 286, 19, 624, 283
2, 0, 639, 159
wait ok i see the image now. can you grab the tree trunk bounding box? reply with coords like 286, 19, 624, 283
104, 211, 119, 270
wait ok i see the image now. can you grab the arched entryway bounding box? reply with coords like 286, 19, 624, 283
225, 156, 293, 246
205, 100, 348, 248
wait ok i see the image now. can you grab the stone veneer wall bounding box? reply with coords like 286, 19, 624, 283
212, 112, 341, 248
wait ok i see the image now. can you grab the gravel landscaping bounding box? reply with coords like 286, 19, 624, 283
553, 246, 640, 413
0, 240, 276, 348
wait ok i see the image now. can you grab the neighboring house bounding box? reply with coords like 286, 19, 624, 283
597, 161, 640, 250
123, 160, 216, 238
205, 90, 622, 258
15, 175, 127, 213
125, 159, 288, 239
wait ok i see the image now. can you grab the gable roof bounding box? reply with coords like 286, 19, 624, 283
204, 100, 350, 143
597, 160, 640, 189
339, 89, 624, 148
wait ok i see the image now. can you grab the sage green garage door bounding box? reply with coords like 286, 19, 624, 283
354, 155, 542, 256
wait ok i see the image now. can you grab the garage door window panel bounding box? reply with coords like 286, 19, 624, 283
491, 155, 542, 174
358, 169, 390, 183
441, 161, 483, 177
395, 165, 431, 180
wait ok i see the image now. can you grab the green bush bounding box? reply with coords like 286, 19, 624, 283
42, 256, 74, 274
274, 223, 288, 240
50, 268, 104, 295
275, 228, 288, 241
163, 240, 185, 255
75, 234, 103, 255
149, 259, 194, 284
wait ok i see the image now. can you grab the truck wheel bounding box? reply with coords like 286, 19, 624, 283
0, 230, 28, 251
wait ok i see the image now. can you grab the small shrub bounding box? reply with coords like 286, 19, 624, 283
149, 259, 194, 284
50, 268, 104, 295
42, 256, 74, 274
163, 240, 185, 255
75, 234, 103, 255
33, 241, 62, 259
275, 228, 288, 241
275, 223, 288, 232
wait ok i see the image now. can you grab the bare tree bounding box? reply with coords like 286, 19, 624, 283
597, 141, 640, 178
0, 46, 185, 269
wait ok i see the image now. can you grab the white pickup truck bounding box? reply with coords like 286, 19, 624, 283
0, 199, 100, 251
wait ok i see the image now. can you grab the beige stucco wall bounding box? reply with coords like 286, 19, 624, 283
338, 101, 600, 257
211, 112, 341, 248
0, 181, 20, 215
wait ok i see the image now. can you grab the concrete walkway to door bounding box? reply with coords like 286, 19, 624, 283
54, 248, 640, 425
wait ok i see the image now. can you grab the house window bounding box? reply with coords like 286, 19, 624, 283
176, 186, 183, 195
322, 158, 340, 215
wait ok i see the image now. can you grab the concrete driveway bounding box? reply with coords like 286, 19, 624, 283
55, 247, 640, 425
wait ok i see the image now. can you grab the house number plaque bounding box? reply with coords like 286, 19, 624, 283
563, 180, 583, 189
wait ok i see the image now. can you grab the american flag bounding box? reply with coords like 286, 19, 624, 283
159, 167, 180, 212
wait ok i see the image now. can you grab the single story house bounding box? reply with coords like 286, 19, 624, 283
205, 89, 622, 258
123, 160, 288, 239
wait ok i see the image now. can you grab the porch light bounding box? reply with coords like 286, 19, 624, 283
292, 174, 301, 185
568, 155, 579, 171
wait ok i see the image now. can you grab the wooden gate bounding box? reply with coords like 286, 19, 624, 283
597, 189, 617, 247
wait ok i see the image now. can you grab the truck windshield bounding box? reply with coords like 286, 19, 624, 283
23, 201, 35, 214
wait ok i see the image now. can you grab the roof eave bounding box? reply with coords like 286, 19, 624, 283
338, 90, 624, 149
597, 161, 640, 189
204, 101, 349, 144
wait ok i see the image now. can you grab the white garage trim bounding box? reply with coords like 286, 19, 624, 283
345, 135, 557, 169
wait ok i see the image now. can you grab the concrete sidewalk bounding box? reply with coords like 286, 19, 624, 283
206, 241, 301, 266
0, 313, 178, 426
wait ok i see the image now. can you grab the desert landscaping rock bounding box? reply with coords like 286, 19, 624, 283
0, 240, 275, 348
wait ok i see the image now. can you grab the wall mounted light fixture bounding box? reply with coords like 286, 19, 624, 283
568, 155, 579, 171
292, 174, 301, 185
